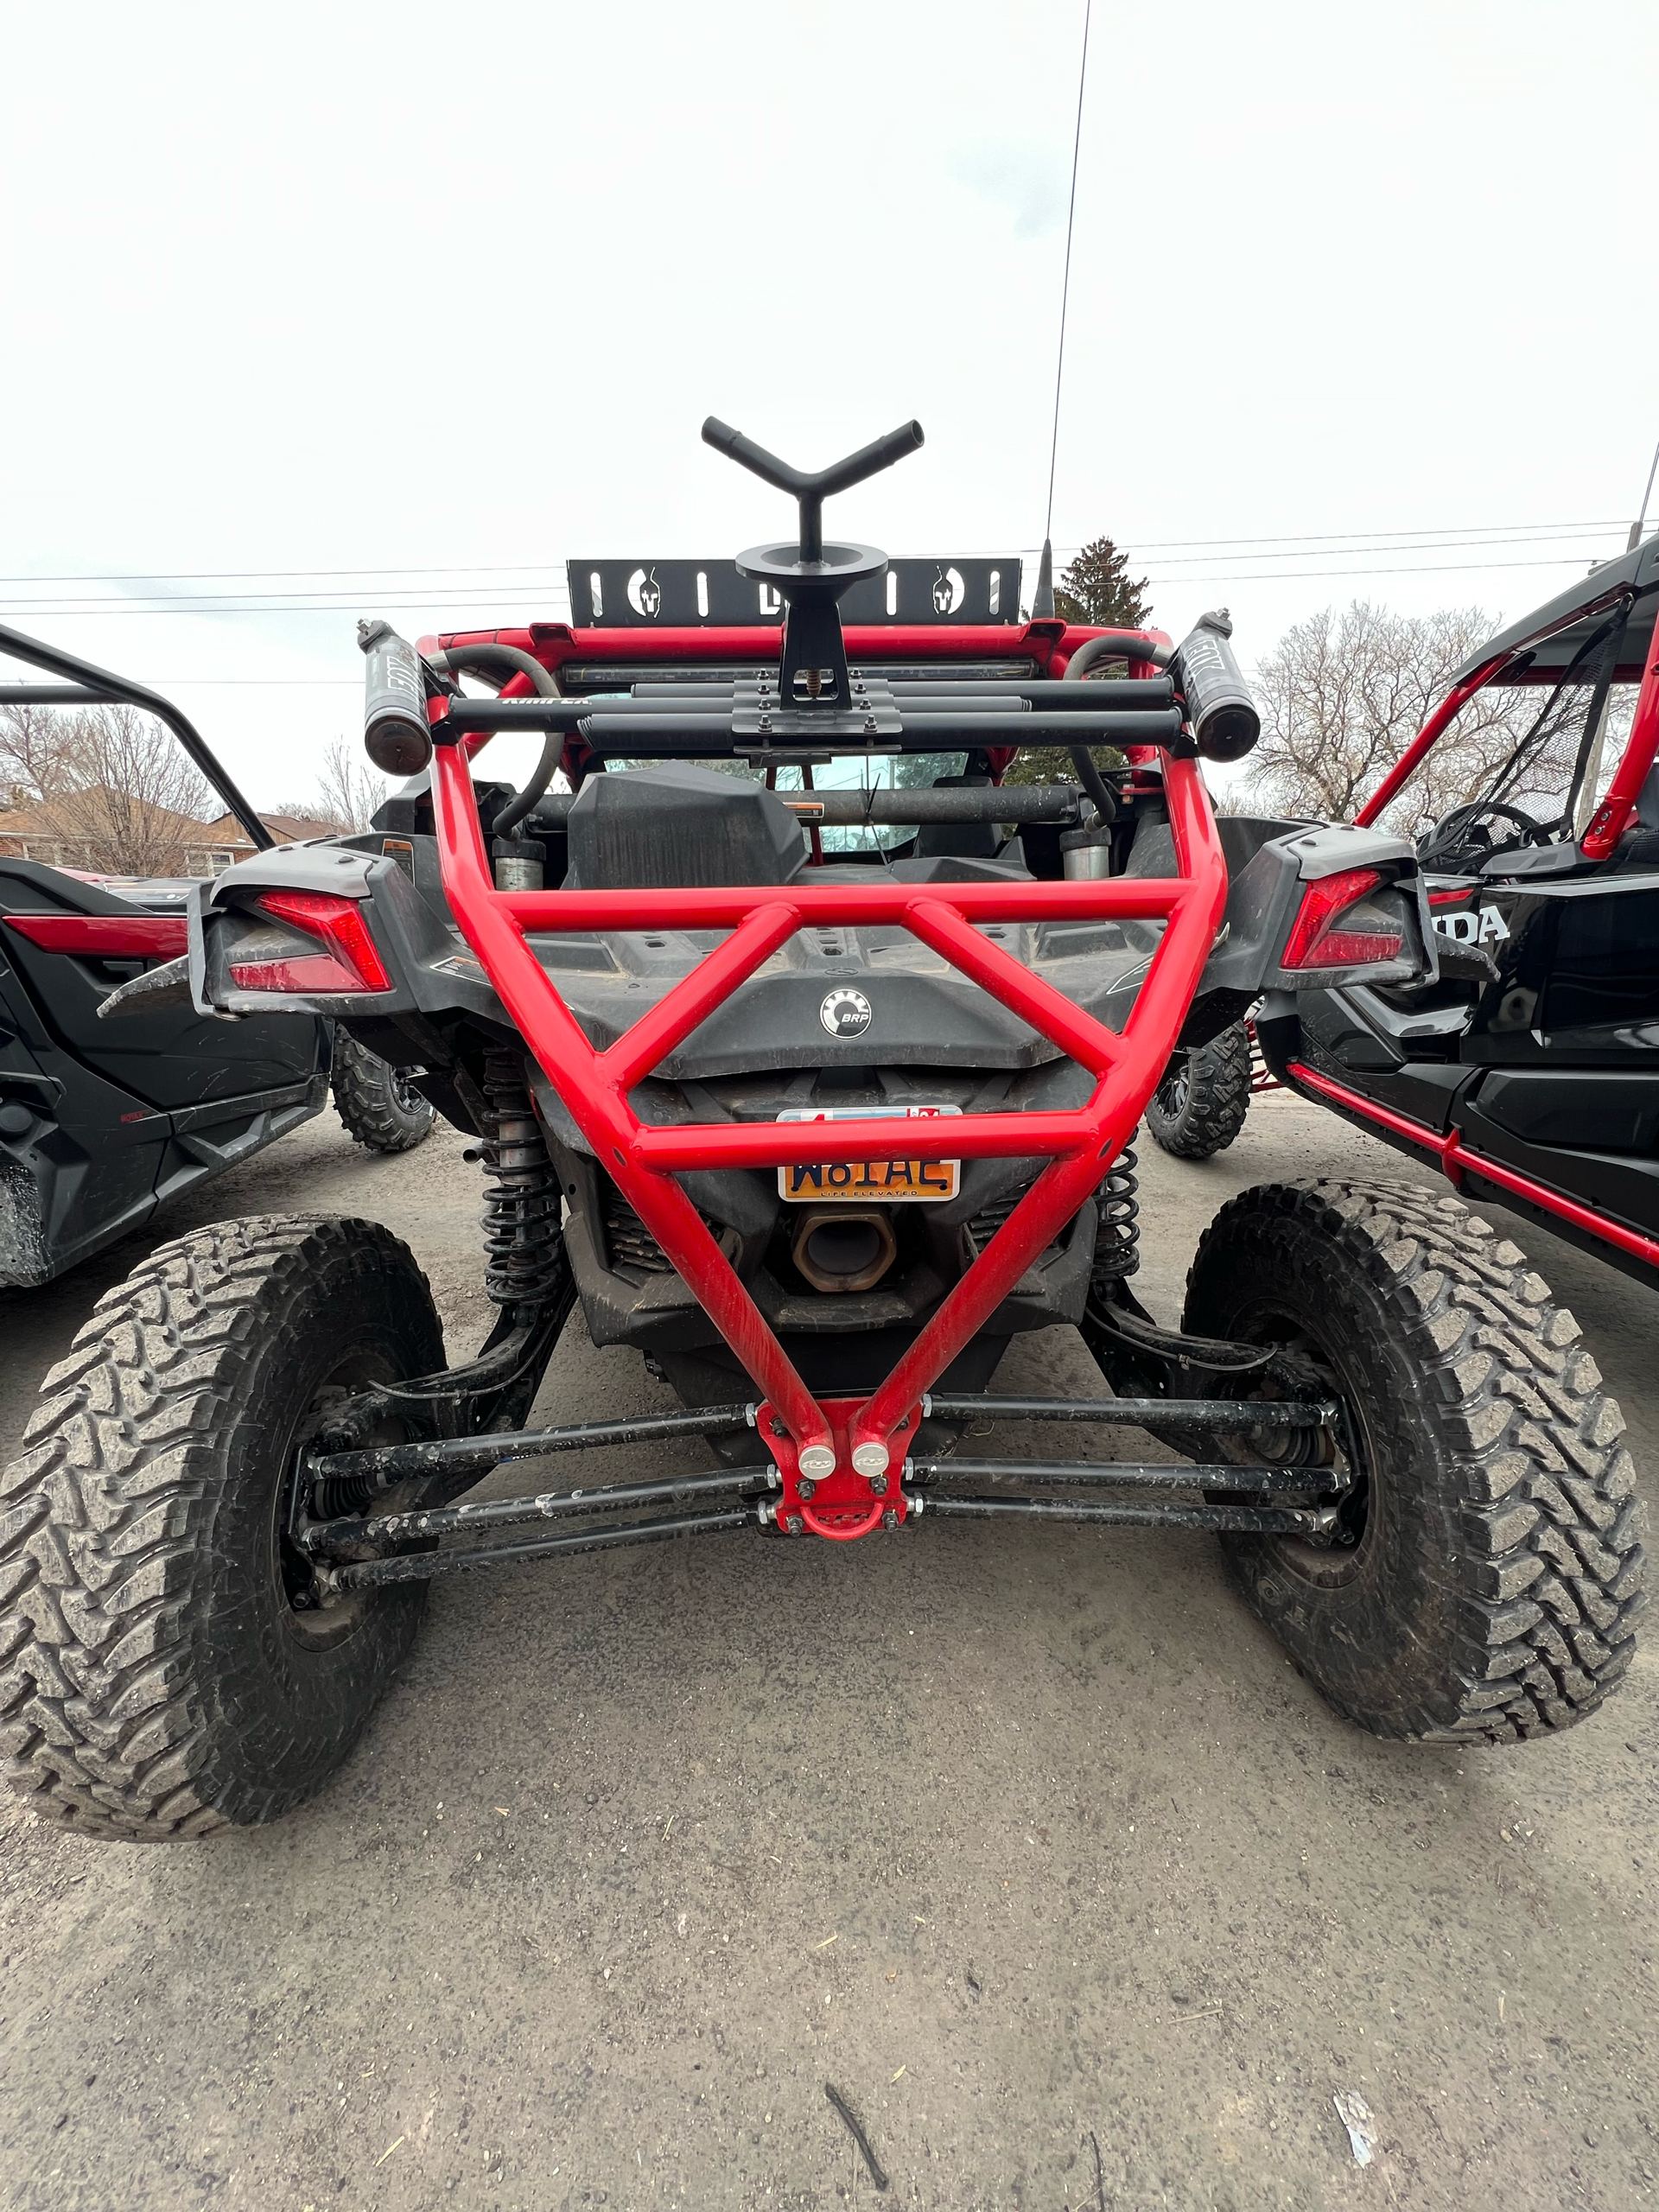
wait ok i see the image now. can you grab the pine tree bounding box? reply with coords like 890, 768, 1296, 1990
1053, 535, 1150, 629
1004, 534, 1152, 784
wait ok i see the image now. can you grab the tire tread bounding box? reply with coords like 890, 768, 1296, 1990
331, 1034, 437, 1154
1186, 1177, 1645, 1742
1147, 1023, 1252, 1160
0, 1213, 433, 1840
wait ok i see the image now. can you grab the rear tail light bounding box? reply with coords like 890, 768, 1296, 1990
1280, 868, 1407, 970
227, 891, 392, 995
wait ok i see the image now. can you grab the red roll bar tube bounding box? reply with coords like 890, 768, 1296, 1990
1581, 611, 1659, 861
425, 732, 1228, 1490
1353, 660, 1504, 830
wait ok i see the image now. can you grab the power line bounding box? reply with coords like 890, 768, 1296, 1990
1128, 517, 1628, 551
1, 524, 1639, 624
1141, 551, 1615, 586
0, 518, 1635, 594
0, 526, 1625, 611
1130, 527, 1628, 571
0, 586, 578, 610
0, 547, 1611, 621
0, 562, 575, 587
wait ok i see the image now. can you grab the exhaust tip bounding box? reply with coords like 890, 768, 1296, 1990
791, 1208, 897, 1294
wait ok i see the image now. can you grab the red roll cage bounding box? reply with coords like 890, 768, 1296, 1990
417, 619, 1226, 1539
1355, 587, 1659, 857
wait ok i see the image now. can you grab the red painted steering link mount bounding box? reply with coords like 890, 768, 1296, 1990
759, 1399, 921, 1540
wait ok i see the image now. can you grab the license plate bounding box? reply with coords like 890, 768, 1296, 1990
776, 1105, 961, 1204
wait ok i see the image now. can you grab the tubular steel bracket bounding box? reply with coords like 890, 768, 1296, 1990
424, 718, 1229, 1524
296, 1387, 1351, 1595
760, 1397, 921, 1539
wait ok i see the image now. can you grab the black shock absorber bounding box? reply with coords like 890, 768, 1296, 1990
1090, 1138, 1141, 1285
479, 1049, 565, 1306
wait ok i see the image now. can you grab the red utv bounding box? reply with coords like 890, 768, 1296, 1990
1, 422, 1642, 1839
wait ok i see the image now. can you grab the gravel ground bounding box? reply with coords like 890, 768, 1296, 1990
1, 1092, 1653, 2212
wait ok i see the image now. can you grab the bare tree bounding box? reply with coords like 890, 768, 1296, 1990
276, 737, 387, 835
317, 736, 387, 833
1, 700, 213, 874
1245, 601, 1545, 831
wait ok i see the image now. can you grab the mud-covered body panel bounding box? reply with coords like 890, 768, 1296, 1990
0, 857, 327, 1287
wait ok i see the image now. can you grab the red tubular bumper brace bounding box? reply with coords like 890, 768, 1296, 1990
427, 739, 1228, 1510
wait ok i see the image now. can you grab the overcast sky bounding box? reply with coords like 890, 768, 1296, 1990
3, 0, 1656, 810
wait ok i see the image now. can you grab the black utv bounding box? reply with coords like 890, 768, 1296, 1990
0, 626, 434, 1288
1262, 535, 1659, 1296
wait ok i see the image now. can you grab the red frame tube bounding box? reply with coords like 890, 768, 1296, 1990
426, 731, 1227, 1471
1580, 610, 1659, 859
1289, 1061, 1659, 1274
1352, 660, 1504, 829
421, 618, 1172, 777
1357, 596, 1659, 848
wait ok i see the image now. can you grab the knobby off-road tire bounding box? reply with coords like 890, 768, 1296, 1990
331, 1032, 437, 1154
1147, 1022, 1251, 1160
0, 1215, 445, 1840
1183, 1178, 1645, 1742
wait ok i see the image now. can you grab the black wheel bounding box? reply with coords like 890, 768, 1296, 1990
0, 1215, 445, 1839
1182, 1179, 1645, 1742
331, 1032, 437, 1154
1146, 1023, 1251, 1160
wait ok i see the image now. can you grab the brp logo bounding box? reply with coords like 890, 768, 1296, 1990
931, 566, 966, 615
626, 566, 662, 619
819, 987, 874, 1039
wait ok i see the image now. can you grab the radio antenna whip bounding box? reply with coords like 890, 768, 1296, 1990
1033, 0, 1092, 620
1627, 434, 1659, 551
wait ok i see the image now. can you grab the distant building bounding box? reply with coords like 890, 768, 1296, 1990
0, 797, 343, 878
195, 811, 344, 870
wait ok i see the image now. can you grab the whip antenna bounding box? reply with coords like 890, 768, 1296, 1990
1033, 0, 1092, 620
1627, 434, 1659, 551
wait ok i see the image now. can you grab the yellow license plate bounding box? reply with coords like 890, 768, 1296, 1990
779, 1156, 960, 1203
775, 1105, 962, 1204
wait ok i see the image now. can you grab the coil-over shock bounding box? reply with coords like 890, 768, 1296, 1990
1091, 1140, 1141, 1286
479, 1047, 565, 1306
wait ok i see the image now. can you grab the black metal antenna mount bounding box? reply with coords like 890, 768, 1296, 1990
702, 416, 925, 709
702, 417, 923, 565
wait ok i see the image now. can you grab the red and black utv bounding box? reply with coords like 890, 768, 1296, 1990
1, 423, 1643, 1840
1264, 534, 1659, 1295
